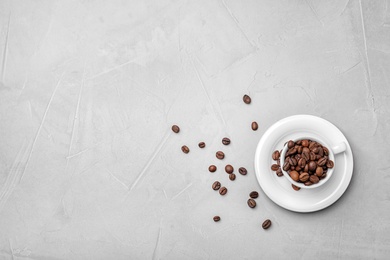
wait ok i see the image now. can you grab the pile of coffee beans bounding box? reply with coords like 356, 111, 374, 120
171, 94, 271, 231
271, 139, 334, 189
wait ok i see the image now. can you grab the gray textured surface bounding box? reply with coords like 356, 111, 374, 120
0, 0, 389, 259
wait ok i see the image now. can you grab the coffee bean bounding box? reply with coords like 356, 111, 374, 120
308, 161, 317, 172
212, 181, 221, 190
198, 142, 206, 148
304, 181, 313, 186
297, 146, 303, 154
290, 170, 299, 181
239, 167, 247, 175
272, 150, 280, 160
247, 199, 256, 208
296, 140, 302, 145
312, 147, 319, 154
276, 168, 283, 177
229, 173, 236, 181
213, 216, 221, 222
317, 157, 327, 166
225, 164, 234, 174
222, 137, 231, 145
290, 157, 297, 166
282, 161, 290, 171
315, 167, 323, 177
271, 164, 280, 171
292, 184, 301, 191
309, 152, 316, 161
301, 139, 309, 147
181, 145, 190, 154
250, 191, 259, 199
310, 175, 320, 184
171, 125, 180, 133
243, 94, 251, 104
219, 187, 227, 195
209, 165, 217, 172
251, 121, 258, 131
320, 173, 327, 179
326, 160, 334, 168
288, 140, 295, 148
216, 151, 225, 160
323, 147, 329, 156
302, 148, 310, 161
262, 219, 272, 229
287, 147, 297, 156
299, 172, 310, 182
304, 164, 309, 172
295, 153, 302, 160
290, 166, 295, 170
298, 158, 306, 168
318, 147, 324, 157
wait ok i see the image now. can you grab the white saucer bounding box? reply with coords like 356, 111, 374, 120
254, 115, 354, 213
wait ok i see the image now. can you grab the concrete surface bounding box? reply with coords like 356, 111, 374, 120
0, 0, 390, 259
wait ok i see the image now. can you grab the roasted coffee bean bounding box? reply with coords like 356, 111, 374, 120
296, 140, 302, 145
219, 187, 227, 195
222, 137, 231, 145
229, 173, 236, 181
271, 164, 279, 171
323, 147, 329, 156
287, 147, 297, 156
304, 181, 313, 186
239, 167, 247, 175
209, 165, 217, 172
312, 147, 319, 154
198, 142, 206, 148
290, 170, 299, 181
250, 191, 259, 199
247, 199, 256, 208
316, 154, 322, 160
310, 175, 320, 184
295, 166, 302, 172
292, 184, 301, 191
243, 94, 251, 104
308, 161, 317, 172
297, 146, 303, 154
172, 125, 180, 133
213, 216, 221, 222
288, 140, 295, 148
290, 166, 295, 170
287, 157, 293, 166
291, 157, 297, 166
309, 152, 316, 161
299, 172, 310, 182
225, 164, 234, 174
181, 145, 190, 154
317, 157, 327, 166
301, 139, 309, 147
315, 167, 323, 177
212, 181, 221, 190
320, 173, 327, 179
216, 151, 225, 160
302, 148, 310, 161
272, 150, 280, 160
276, 168, 283, 177
251, 121, 258, 131
309, 141, 317, 150
262, 219, 272, 229
304, 164, 309, 172
326, 160, 334, 168
283, 161, 291, 171
318, 147, 324, 157
295, 153, 302, 160
298, 158, 306, 168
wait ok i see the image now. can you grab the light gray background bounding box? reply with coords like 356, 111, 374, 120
0, 0, 389, 259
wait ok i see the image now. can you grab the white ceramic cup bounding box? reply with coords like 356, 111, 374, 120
280, 137, 346, 189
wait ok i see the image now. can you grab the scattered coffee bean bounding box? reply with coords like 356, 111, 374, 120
276, 168, 283, 177
249, 191, 259, 199
292, 184, 301, 191
219, 187, 228, 195
213, 216, 221, 222
262, 219, 272, 229
181, 145, 190, 154
239, 167, 247, 175
251, 121, 258, 131
272, 150, 280, 160
212, 181, 221, 190
209, 165, 217, 172
171, 125, 180, 133
225, 165, 234, 174
222, 137, 231, 145
326, 160, 334, 168
198, 142, 206, 148
229, 173, 236, 181
247, 199, 256, 208
271, 164, 280, 171
216, 151, 225, 160
243, 94, 251, 104
290, 170, 299, 181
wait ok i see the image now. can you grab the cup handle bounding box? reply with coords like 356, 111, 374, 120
331, 142, 347, 155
